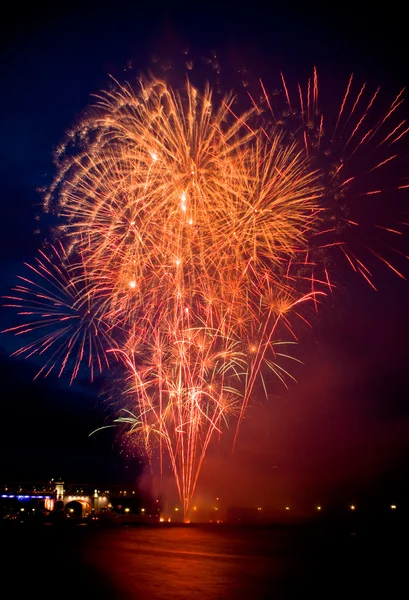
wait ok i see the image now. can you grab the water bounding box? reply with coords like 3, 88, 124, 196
3, 521, 405, 598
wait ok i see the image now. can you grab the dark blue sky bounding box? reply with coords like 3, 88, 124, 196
1, 0, 409, 506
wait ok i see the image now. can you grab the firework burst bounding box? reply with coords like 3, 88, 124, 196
3, 241, 115, 383
4, 68, 408, 520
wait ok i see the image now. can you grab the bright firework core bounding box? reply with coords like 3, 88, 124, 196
4, 71, 408, 520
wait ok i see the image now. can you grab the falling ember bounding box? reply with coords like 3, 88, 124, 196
4, 69, 409, 521
180, 191, 187, 212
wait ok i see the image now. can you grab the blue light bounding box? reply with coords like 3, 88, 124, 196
1, 493, 52, 500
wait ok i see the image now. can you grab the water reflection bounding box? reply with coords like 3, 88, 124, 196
82, 527, 293, 599
2, 523, 406, 599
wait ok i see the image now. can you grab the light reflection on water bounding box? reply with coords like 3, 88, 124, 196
82, 527, 293, 599
3, 523, 405, 599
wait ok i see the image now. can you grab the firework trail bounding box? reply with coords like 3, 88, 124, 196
4, 69, 408, 519
3, 241, 115, 383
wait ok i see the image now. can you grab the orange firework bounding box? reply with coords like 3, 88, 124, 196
4, 70, 408, 520
253, 68, 409, 288
3, 241, 115, 383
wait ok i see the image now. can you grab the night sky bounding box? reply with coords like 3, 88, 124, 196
1, 1, 409, 510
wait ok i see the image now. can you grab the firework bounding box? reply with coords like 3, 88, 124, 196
4, 69, 408, 520
3, 241, 115, 383
253, 68, 409, 288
